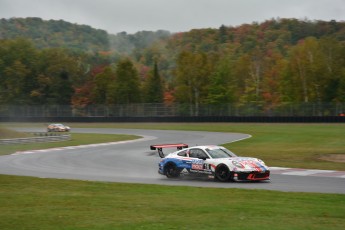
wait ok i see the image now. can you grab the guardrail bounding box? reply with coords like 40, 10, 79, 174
0, 133, 71, 145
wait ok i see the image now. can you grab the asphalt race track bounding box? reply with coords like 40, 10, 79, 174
0, 128, 344, 194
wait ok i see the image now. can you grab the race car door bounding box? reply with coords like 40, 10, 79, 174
188, 148, 212, 174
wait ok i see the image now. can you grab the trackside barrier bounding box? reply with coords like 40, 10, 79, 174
0, 134, 71, 145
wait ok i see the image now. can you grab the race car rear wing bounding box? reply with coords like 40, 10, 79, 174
150, 143, 188, 158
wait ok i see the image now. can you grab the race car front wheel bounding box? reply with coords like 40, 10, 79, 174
215, 164, 233, 182
165, 163, 181, 178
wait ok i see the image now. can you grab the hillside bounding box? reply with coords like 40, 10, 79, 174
0, 17, 345, 115
0, 17, 171, 54
0, 17, 110, 52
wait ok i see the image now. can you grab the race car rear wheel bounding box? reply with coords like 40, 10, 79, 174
165, 163, 181, 178
215, 164, 233, 182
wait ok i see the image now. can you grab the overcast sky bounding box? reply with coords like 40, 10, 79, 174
1, 0, 344, 34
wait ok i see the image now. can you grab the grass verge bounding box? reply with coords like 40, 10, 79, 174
0, 127, 31, 138
0, 175, 344, 230
0, 133, 140, 156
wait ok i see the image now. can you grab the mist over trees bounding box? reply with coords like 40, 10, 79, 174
0, 17, 345, 114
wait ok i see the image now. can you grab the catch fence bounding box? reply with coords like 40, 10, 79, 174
0, 103, 344, 118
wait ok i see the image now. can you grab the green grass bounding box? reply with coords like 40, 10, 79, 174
0, 132, 140, 156
0, 175, 344, 230
0, 127, 31, 138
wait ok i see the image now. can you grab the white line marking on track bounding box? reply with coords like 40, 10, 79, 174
282, 170, 333, 176
229, 134, 252, 143
270, 167, 291, 170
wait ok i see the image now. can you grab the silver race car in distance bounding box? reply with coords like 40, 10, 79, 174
47, 123, 71, 132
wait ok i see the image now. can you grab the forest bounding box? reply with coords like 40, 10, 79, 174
0, 17, 345, 116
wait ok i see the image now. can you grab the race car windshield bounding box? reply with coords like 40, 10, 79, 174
206, 148, 237, 159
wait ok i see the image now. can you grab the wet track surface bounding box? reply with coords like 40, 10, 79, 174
0, 128, 344, 194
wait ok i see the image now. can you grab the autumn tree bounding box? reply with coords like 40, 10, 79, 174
108, 58, 141, 104
260, 47, 286, 113
218, 25, 228, 43
0, 38, 38, 104
232, 52, 264, 104
143, 61, 164, 103
92, 66, 116, 104
36, 48, 82, 104
318, 37, 345, 102
205, 56, 236, 104
174, 51, 211, 115
285, 37, 327, 103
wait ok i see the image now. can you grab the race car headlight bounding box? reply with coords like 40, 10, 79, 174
232, 161, 244, 168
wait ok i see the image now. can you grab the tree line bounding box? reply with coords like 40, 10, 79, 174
0, 18, 344, 115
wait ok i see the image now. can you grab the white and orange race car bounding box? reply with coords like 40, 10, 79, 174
151, 144, 270, 182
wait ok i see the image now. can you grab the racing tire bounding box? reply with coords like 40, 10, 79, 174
165, 163, 181, 178
215, 164, 233, 182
